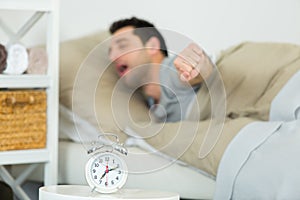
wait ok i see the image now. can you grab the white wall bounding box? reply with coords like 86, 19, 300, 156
1, 0, 300, 53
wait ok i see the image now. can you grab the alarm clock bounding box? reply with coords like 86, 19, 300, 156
85, 134, 128, 194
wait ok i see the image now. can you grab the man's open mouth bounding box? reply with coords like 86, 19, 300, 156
116, 64, 128, 77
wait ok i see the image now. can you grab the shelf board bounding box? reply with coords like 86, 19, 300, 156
0, 0, 54, 11
0, 74, 51, 88
0, 149, 50, 165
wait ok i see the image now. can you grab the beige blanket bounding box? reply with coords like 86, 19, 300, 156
59, 32, 300, 176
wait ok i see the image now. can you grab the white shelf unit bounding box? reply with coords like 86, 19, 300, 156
0, 0, 59, 199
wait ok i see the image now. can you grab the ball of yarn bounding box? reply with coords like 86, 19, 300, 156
0, 44, 7, 73
4, 43, 28, 75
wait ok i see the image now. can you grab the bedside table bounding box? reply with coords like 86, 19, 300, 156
39, 185, 180, 200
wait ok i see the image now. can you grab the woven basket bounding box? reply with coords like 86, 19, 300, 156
0, 90, 47, 151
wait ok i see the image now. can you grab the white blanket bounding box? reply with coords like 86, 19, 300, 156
215, 120, 300, 199
270, 70, 300, 121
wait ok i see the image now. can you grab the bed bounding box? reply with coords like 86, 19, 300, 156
12, 31, 300, 199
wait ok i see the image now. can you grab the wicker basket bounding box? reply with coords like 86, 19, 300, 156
0, 90, 47, 151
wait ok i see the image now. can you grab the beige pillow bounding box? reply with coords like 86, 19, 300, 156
194, 42, 300, 121
59, 31, 110, 107
59, 31, 149, 142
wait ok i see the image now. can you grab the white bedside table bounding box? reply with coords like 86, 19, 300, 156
39, 185, 180, 200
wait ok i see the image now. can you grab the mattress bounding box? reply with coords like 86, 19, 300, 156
58, 141, 215, 199
58, 105, 216, 199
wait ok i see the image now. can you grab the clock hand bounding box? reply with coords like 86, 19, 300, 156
108, 166, 119, 172
106, 169, 108, 187
100, 164, 109, 180
100, 171, 106, 180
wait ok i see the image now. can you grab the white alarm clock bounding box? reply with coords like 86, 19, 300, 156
85, 134, 128, 194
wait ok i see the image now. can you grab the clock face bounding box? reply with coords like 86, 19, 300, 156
85, 152, 128, 193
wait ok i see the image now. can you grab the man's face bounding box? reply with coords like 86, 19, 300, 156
109, 26, 151, 88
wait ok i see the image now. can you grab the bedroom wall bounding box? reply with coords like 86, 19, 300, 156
0, 0, 299, 54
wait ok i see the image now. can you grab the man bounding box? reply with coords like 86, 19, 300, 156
108, 17, 213, 122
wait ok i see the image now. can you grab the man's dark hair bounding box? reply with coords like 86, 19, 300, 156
109, 17, 168, 57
